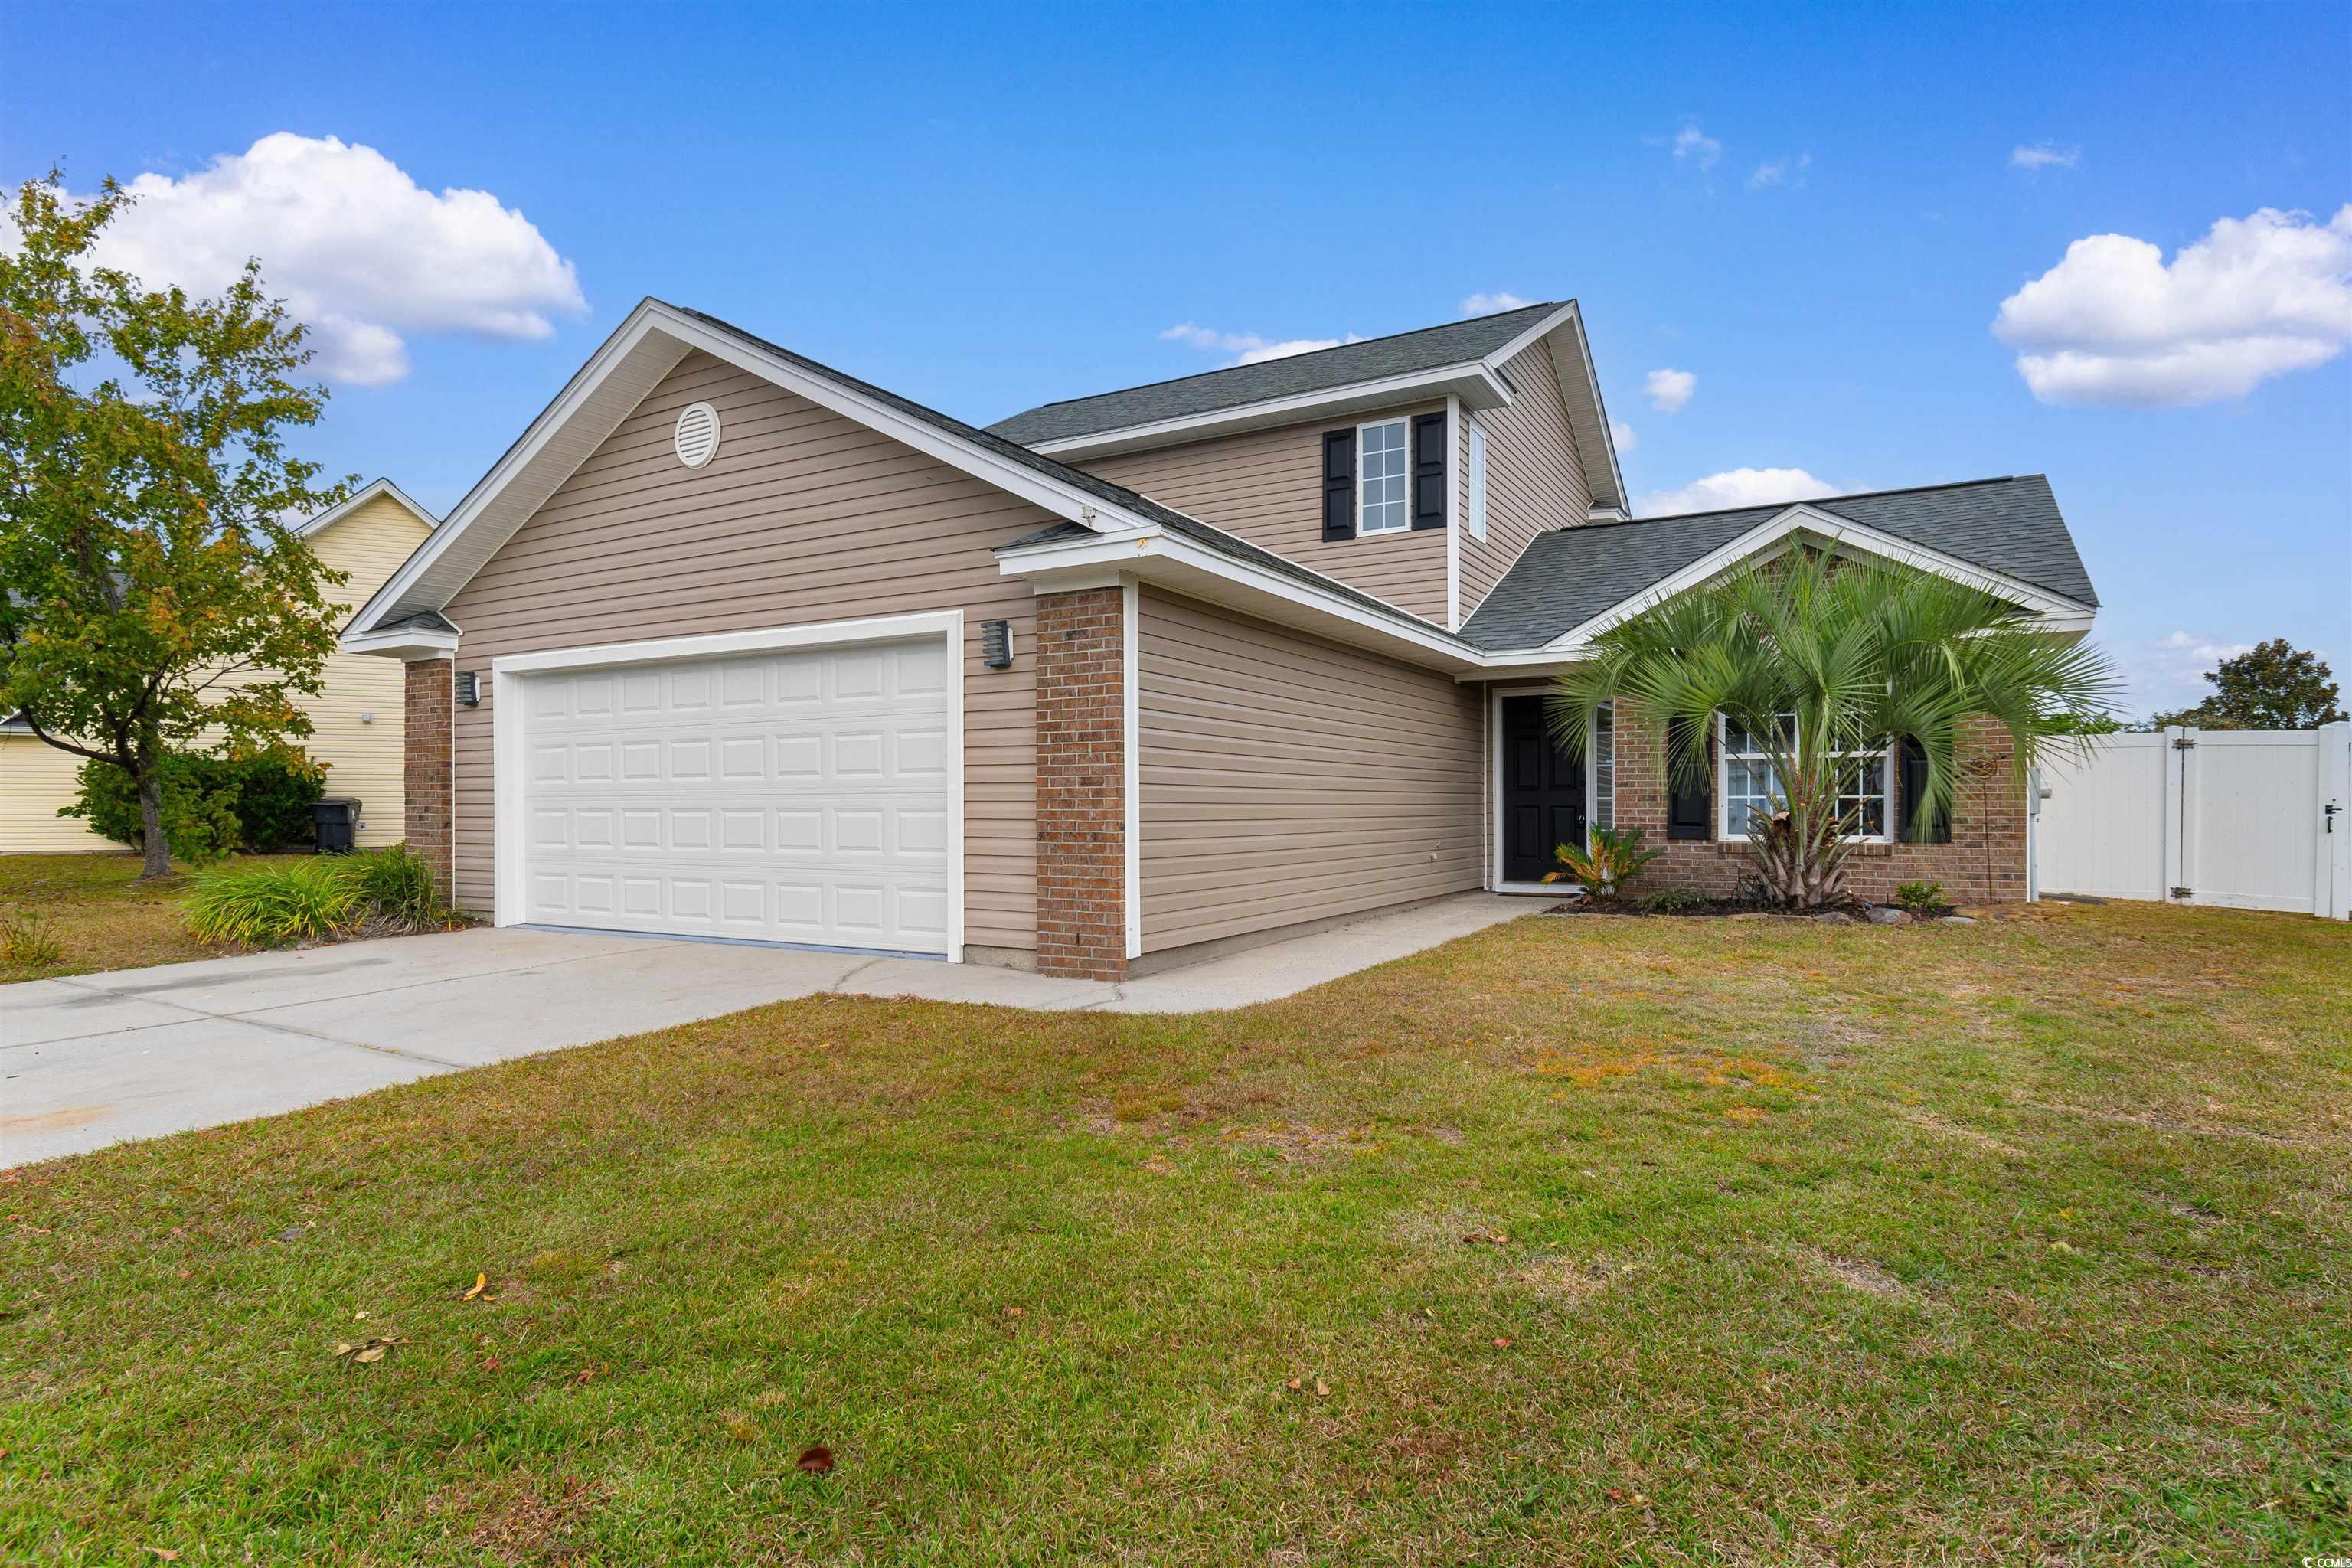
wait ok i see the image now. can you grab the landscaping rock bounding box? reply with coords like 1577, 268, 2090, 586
1939, 915, 1978, 925
1814, 911, 1857, 924
1865, 908, 1911, 926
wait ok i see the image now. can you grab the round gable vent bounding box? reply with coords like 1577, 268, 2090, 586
673, 401, 721, 469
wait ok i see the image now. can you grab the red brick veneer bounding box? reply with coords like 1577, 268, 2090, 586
403, 656, 455, 905
1609, 701, 2027, 905
1034, 586, 1128, 978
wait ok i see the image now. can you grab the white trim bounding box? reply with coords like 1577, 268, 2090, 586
996, 523, 1479, 672
1121, 577, 1142, 960
295, 476, 440, 539
1487, 681, 1556, 889
1354, 415, 1411, 536
341, 622, 461, 660
1483, 302, 1584, 372
1535, 503, 2099, 654
1444, 396, 1462, 629
346, 299, 1162, 638
488, 609, 965, 962
671, 400, 721, 469
1714, 711, 1896, 846
1025, 362, 1515, 460
1463, 411, 1488, 544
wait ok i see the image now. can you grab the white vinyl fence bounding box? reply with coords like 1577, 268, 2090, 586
2031, 722, 2351, 919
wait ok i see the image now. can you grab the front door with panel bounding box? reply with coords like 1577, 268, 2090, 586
1501, 694, 1586, 884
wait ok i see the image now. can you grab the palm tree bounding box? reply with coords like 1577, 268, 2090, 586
1547, 549, 2118, 909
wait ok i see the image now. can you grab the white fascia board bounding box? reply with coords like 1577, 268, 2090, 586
296, 477, 441, 538
1536, 504, 2099, 652
341, 625, 460, 661
1480, 302, 1584, 371
346, 299, 1157, 639
1026, 363, 1514, 462
997, 528, 1482, 673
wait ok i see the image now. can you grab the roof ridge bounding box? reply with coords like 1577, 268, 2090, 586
1627, 475, 2024, 526
997, 301, 1564, 420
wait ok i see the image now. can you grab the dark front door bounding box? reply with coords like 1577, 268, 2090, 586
1502, 695, 1586, 884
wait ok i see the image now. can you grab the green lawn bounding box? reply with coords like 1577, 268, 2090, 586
0, 852, 297, 982
4, 903, 2347, 1563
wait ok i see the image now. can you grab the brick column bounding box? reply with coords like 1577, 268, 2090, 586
403, 655, 456, 905
1034, 586, 1127, 979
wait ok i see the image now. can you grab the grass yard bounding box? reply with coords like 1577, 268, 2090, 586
4, 903, 2347, 1563
0, 852, 298, 982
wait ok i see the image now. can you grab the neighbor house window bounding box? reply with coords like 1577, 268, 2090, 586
1357, 418, 1410, 534
1465, 418, 1489, 542
1717, 714, 1891, 841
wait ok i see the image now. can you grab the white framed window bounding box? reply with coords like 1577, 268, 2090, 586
1465, 417, 1488, 542
1589, 700, 1613, 833
1357, 418, 1410, 534
1717, 714, 1892, 842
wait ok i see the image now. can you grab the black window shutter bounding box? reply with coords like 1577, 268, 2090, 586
1322, 430, 1356, 541
1667, 717, 1713, 840
1410, 411, 1447, 530
1898, 737, 1952, 843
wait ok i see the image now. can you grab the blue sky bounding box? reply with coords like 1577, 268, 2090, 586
8, 1, 2348, 715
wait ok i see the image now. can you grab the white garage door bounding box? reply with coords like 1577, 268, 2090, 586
518, 636, 952, 953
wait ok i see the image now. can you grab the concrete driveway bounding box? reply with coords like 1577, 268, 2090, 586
2, 893, 1527, 1165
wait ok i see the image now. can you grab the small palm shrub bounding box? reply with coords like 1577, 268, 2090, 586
1543, 825, 1664, 899
1, 910, 64, 968
185, 858, 367, 947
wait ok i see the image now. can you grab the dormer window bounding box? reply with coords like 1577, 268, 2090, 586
1357, 419, 1410, 534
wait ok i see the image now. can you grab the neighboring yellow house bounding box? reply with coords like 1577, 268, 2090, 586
1, 480, 439, 853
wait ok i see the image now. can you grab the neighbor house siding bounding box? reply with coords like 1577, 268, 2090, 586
1459, 341, 1591, 618
0, 492, 428, 854
1135, 586, 1484, 953
306, 494, 434, 846
1079, 404, 1451, 622
437, 350, 1060, 950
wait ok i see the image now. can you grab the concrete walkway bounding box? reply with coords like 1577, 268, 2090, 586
2, 893, 1528, 1165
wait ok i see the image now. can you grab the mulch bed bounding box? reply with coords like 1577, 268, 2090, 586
1544, 898, 1975, 925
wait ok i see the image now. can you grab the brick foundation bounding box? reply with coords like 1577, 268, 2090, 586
403, 656, 455, 904
1034, 586, 1127, 979
1609, 701, 2027, 905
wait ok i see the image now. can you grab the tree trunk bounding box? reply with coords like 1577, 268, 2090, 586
136, 766, 173, 880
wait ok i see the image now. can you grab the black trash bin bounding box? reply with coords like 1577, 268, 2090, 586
312, 797, 363, 854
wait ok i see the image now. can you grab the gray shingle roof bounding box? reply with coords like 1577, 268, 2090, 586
1458, 475, 2099, 652
985, 302, 1562, 446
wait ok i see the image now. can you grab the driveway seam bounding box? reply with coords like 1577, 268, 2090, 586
28, 976, 472, 1070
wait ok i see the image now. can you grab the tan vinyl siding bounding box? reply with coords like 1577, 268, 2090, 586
1080, 406, 1450, 622
0, 732, 111, 851
439, 350, 1058, 949
307, 495, 433, 845
1459, 342, 1591, 617
1136, 587, 1484, 953
0, 494, 426, 854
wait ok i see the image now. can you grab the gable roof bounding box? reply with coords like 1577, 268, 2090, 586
984, 301, 1629, 513
1459, 475, 2099, 652
296, 477, 438, 539
988, 302, 1562, 446
348, 299, 1217, 635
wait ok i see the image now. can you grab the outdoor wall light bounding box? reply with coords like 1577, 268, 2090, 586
455, 671, 480, 706
980, 619, 1014, 669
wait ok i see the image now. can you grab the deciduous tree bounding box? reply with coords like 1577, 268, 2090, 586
2148, 639, 2346, 730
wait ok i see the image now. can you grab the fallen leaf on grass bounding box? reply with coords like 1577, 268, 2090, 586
796, 1444, 835, 1475
332, 1335, 403, 1367
1493, 1336, 1513, 1348
1462, 1230, 1511, 1246
1285, 1377, 1302, 1391
142, 1550, 178, 1562
462, 1272, 488, 1302
1314, 1378, 1331, 1397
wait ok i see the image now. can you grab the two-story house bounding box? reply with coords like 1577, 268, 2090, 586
342, 299, 2097, 978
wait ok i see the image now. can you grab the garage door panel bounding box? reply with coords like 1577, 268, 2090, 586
519, 638, 950, 953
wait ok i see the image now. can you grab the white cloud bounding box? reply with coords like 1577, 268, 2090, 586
2115, 630, 2263, 716
1609, 420, 1637, 453
1670, 122, 1723, 172
1642, 466, 1837, 517
47, 134, 586, 386
1160, 322, 1361, 367
2010, 143, 2080, 171
1746, 153, 1811, 191
1992, 204, 2352, 406
1644, 368, 1697, 413
1461, 292, 1533, 316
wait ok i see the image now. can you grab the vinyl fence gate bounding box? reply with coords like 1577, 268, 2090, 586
2030, 722, 2352, 919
